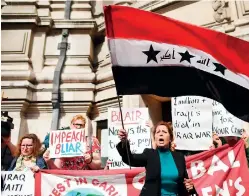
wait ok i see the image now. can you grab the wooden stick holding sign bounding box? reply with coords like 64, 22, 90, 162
117, 96, 131, 169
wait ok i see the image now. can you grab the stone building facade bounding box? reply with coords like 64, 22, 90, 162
1, 0, 249, 145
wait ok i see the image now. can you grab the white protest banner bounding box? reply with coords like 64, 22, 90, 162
108, 108, 151, 169
212, 100, 247, 137
172, 96, 212, 151
49, 129, 86, 158
1, 171, 34, 196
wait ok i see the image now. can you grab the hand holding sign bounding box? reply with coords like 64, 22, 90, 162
84, 153, 92, 164
43, 149, 50, 162
30, 165, 40, 173
172, 96, 212, 151
108, 108, 151, 169
49, 129, 86, 158
184, 178, 194, 192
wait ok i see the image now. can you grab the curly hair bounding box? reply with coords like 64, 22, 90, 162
15, 133, 42, 157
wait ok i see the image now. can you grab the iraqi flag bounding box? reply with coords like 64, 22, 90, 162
104, 5, 249, 122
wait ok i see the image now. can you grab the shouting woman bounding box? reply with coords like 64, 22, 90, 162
117, 121, 197, 196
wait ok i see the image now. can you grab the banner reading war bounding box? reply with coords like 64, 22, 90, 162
172, 96, 213, 151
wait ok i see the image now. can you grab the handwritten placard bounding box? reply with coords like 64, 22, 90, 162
172, 96, 213, 151
1, 171, 34, 196
212, 101, 245, 137
108, 108, 151, 169
49, 129, 86, 158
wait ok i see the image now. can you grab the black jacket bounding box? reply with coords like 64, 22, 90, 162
117, 141, 197, 196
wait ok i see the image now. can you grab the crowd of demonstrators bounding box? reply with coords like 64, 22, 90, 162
8, 134, 47, 172
2, 110, 249, 196
117, 121, 197, 196
1, 114, 101, 172
43, 114, 101, 170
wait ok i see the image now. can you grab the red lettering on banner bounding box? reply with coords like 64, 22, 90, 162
61, 132, 66, 143
52, 130, 85, 147
55, 144, 61, 154
92, 179, 99, 186
136, 110, 142, 121
66, 132, 72, 143
51, 188, 61, 196
64, 179, 71, 188
106, 185, 116, 195
55, 132, 61, 144
75, 177, 87, 185
56, 183, 65, 192
124, 112, 132, 122
111, 110, 143, 123
99, 182, 107, 190
111, 111, 119, 122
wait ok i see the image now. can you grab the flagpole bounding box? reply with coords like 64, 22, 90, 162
117, 95, 131, 170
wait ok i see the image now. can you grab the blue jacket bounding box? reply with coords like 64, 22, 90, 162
8, 156, 48, 171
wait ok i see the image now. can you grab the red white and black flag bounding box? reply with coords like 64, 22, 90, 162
104, 5, 249, 122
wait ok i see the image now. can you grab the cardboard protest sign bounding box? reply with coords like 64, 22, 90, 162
172, 96, 213, 151
108, 108, 151, 169
212, 100, 246, 137
49, 129, 86, 158
1, 171, 34, 196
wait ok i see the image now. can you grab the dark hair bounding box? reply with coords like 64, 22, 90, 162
152, 121, 174, 142
15, 133, 42, 157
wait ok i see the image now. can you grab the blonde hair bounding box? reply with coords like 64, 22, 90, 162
71, 114, 86, 127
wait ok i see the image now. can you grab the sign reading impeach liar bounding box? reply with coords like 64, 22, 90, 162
49, 129, 86, 158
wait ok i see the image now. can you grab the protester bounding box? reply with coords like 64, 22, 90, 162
1, 112, 17, 171
1, 135, 17, 171
211, 130, 249, 167
117, 121, 197, 196
43, 114, 101, 170
8, 133, 47, 172
224, 130, 249, 167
